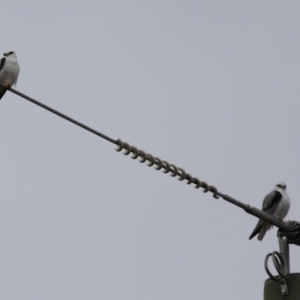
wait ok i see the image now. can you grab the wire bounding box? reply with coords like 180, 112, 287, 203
115, 138, 220, 198
6, 85, 300, 245
8, 87, 117, 145
9, 85, 219, 199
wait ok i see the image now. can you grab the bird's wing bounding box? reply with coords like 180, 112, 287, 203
0, 86, 7, 99
262, 190, 282, 214
0, 57, 6, 71
249, 219, 265, 240
248, 190, 282, 240
0, 58, 7, 99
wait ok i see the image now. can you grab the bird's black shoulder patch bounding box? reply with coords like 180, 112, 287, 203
263, 191, 282, 211
0, 58, 6, 71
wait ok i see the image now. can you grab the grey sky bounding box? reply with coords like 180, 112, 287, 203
0, 1, 300, 299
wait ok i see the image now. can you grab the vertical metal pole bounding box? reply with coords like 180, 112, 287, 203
264, 232, 300, 299
278, 231, 290, 275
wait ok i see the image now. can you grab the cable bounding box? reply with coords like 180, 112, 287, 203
8, 87, 117, 145
6, 86, 300, 245
8, 83, 219, 199
115, 138, 220, 198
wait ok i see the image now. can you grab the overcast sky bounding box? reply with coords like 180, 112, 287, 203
0, 1, 300, 299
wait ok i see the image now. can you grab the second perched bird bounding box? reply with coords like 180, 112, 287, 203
249, 182, 291, 241
0, 50, 20, 100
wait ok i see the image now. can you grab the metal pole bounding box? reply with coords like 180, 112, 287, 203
264, 232, 299, 299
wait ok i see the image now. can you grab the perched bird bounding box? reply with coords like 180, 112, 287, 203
0, 51, 20, 100
249, 182, 291, 241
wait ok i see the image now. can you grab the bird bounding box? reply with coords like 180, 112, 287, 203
249, 182, 291, 241
0, 50, 20, 100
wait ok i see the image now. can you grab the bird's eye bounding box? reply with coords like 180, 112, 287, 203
8, 51, 14, 55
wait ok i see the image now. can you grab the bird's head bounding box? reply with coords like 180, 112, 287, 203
3, 51, 17, 59
275, 181, 287, 191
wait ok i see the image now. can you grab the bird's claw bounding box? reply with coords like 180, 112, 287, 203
2, 82, 11, 88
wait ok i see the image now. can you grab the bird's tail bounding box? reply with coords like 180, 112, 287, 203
249, 219, 264, 240
257, 222, 272, 241
0, 85, 7, 100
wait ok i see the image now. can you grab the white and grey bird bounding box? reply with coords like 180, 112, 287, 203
0, 50, 20, 100
249, 181, 291, 241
